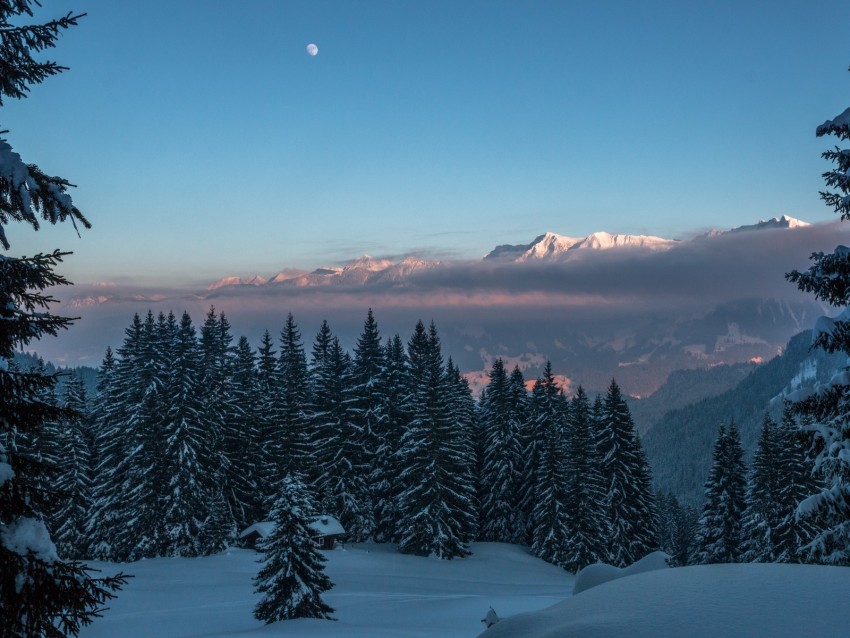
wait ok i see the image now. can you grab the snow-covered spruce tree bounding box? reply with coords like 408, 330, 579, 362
345, 309, 385, 536
111, 310, 169, 560
773, 405, 820, 562
444, 357, 479, 545
86, 317, 147, 561
198, 307, 237, 548
277, 314, 311, 482
596, 379, 657, 567
255, 329, 281, 505
158, 311, 211, 556
506, 366, 530, 540
529, 362, 571, 568
786, 75, 850, 564
253, 474, 335, 623
51, 374, 93, 560
657, 492, 699, 567
371, 334, 408, 543
741, 414, 784, 562
228, 335, 263, 530
696, 422, 747, 564
478, 358, 524, 544
562, 386, 610, 571
310, 331, 372, 541
0, 4, 126, 633
396, 321, 474, 558
84, 347, 123, 560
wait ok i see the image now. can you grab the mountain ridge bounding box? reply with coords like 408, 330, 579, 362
207, 216, 811, 291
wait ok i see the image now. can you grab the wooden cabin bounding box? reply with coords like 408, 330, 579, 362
239, 515, 345, 550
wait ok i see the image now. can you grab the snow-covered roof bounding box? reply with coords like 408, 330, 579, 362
308, 515, 345, 537
238, 515, 345, 540
238, 521, 275, 539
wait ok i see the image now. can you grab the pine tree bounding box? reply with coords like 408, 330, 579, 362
596, 379, 657, 567
478, 358, 524, 543
158, 311, 210, 556
253, 474, 335, 623
696, 422, 747, 564
255, 329, 281, 507
310, 331, 371, 541
346, 309, 385, 536
774, 405, 820, 563
444, 357, 479, 544
741, 415, 784, 562
657, 492, 698, 567
506, 366, 530, 539
277, 314, 311, 481
528, 362, 571, 567
562, 386, 609, 571
785, 73, 850, 564
396, 321, 474, 558
51, 373, 92, 560
86, 317, 146, 561
0, 4, 125, 632
371, 335, 408, 543
228, 335, 263, 530
85, 347, 123, 560
198, 307, 236, 548
111, 310, 169, 560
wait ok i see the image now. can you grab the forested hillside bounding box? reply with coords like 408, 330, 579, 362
627, 362, 757, 434
645, 331, 845, 504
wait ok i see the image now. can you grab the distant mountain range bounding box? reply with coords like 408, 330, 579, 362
205, 215, 809, 291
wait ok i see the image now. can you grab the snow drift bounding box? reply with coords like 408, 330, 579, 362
480, 562, 850, 638
572, 550, 670, 595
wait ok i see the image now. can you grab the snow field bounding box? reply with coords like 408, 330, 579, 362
79, 542, 573, 638
482, 562, 850, 638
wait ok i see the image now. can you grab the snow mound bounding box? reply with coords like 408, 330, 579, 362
480, 563, 850, 638
572, 551, 670, 595
1, 517, 58, 563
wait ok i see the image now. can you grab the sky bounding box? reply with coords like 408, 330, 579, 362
4, 0, 850, 287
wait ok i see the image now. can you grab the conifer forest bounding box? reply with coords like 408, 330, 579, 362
14, 304, 842, 574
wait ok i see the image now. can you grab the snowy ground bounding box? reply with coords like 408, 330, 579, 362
79, 544, 850, 637
79, 542, 573, 638
485, 562, 850, 638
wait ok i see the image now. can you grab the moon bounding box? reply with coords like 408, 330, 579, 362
306, 43, 318, 56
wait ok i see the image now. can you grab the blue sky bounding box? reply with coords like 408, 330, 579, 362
4, 0, 850, 285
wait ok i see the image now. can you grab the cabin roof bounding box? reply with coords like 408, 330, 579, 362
239, 515, 344, 540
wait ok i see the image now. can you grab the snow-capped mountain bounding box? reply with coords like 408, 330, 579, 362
212, 255, 441, 290
208, 274, 268, 290
264, 256, 400, 288
369, 256, 442, 284
725, 215, 810, 234
569, 231, 677, 252
485, 232, 581, 262
483, 230, 676, 262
